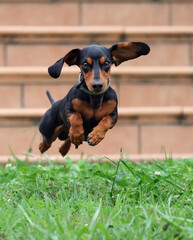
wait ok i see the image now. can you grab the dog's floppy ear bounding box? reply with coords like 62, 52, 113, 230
48, 48, 81, 78
109, 42, 150, 66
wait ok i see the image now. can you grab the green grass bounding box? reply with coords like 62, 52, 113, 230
0, 155, 193, 240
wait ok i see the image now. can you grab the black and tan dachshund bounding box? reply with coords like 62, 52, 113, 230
39, 42, 150, 156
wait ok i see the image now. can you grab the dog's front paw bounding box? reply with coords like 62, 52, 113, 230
87, 129, 105, 146
69, 126, 84, 148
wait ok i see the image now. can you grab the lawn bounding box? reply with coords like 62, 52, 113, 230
0, 155, 193, 240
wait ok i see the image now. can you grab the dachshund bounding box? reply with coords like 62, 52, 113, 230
39, 42, 150, 156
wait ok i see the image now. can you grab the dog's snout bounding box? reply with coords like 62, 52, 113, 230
92, 81, 103, 92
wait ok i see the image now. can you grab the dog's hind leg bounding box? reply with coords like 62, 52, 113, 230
59, 136, 71, 157
39, 139, 51, 153
39, 125, 67, 154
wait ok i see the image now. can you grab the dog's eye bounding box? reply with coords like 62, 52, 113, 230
82, 62, 89, 68
104, 61, 110, 67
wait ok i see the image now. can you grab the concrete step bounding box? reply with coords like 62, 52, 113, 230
0, 26, 193, 67
1, 106, 193, 125
0, 66, 193, 108
1, 66, 193, 83
0, 26, 193, 43
1, 106, 193, 157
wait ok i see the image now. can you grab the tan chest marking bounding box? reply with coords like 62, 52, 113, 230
94, 100, 116, 120
72, 99, 116, 121
72, 99, 93, 119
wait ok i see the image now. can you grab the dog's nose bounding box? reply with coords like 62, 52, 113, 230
92, 81, 103, 92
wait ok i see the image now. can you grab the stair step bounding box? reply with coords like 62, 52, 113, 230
0, 66, 193, 84
1, 107, 193, 125
1, 107, 193, 157
0, 26, 193, 43
1, 66, 193, 108
1, 26, 192, 67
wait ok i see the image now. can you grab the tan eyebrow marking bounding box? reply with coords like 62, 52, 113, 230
87, 58, 92, 65
100, 57, 106, 64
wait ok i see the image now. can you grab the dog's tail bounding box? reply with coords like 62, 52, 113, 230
46, 90, 55, 105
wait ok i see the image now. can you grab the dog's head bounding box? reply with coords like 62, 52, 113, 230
48, 42, 150, 94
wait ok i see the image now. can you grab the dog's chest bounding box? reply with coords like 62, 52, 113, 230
72, 98, 116, 121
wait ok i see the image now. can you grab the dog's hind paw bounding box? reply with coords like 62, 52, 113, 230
59, 137, 71, 157
39, 140, 51, 153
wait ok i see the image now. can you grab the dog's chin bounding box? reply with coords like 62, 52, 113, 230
87, 85, 107, 94
92, 88, 106, 94
93, 89, 102, 94
87, 87, 102, 94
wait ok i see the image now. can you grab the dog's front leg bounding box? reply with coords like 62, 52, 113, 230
87, 115, 116, 146
68, 112, 84, 148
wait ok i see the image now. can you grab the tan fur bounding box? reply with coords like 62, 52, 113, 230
80, 65, 111, 93
72, 99, 116, 121
100, 56, 106, 64
59, 136, 71, 156
39, 125, 67, 153
88, 116, 114, 145
80, 67, 94, 92
68, 112, 84, 146
87, 57, 92, 65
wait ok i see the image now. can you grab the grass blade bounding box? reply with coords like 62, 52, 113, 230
89, 199, 102, 232
110, 159, 121, 200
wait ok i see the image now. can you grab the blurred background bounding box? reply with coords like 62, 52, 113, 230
0, 0, 193, 160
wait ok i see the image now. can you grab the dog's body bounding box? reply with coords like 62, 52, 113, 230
39, 42, 150, 156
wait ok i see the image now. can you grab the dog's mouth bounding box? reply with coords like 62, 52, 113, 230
92, 88, 103, 93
